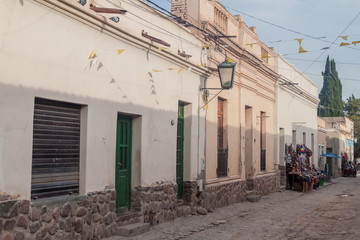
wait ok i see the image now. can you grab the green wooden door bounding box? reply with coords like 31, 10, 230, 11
116, 115, 132, 212
176, 103, 184, 199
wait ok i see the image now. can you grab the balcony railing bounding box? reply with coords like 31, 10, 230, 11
261, 149, 266, 171
217, 148, 228, 177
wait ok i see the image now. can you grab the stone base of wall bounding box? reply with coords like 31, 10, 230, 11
205, 179, 247, 210
0, 175, 282, 239
137, 183, 178, 226
252, 172, 280, 196
279, 165, 287, 186
137, 181, 203, 226
183, 181, 203, 213
0, 181, 205, 239
0, 190, 118, 240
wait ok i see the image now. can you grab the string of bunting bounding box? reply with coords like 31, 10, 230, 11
88, 48, 207, 75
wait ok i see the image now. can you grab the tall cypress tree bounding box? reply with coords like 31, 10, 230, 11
318, 56, 343, 116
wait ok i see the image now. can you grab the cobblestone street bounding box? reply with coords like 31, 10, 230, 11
107, 176, 360, 240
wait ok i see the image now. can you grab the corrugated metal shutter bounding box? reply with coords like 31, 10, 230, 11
31, 98, 81, 199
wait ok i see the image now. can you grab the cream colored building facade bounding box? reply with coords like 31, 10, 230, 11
172, 0, 279, 208
275, 55, 320, 172
321, 117, 355, 177
318, 117, 327, 170
0, 0, 210, 238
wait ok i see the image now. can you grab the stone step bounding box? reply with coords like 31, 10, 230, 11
280, 185, 286, 191
245, 190, 255, 196
246, 195, 261, 203
116, 210, 142, 222
116, 222, 150, 237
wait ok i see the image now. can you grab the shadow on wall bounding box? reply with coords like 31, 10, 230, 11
0, 80, 204, 198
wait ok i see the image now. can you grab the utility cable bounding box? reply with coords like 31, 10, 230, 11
222, 4, 360, 52
300, 12, 360, 75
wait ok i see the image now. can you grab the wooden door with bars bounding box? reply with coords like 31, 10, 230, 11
217, 99, 228, 177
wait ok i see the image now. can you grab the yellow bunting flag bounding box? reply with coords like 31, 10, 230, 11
226, 57, 234, 62
168, 67, 176, 70
89, 50, 96, 59
202, 93, 208, 109
158, 47, 168, 51
340, 35, 348, 41
152, 69, 161, 72
352, 40, 360, 46
202, 45, 211, 48
177, 68, 183, 74
117, 49, 125, 55
340, 42, 350, 47
196, 64, 206, 67
246, 43, 256, 48
261, 52, 270, 59
295, 39, 308, 53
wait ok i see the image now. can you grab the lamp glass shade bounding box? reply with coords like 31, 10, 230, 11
218, 60, 236, 89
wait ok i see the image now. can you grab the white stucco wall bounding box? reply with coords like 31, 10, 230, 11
276, 55, 319, 166
0, 0, 208, 198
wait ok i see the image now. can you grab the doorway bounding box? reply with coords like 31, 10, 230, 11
115, 114, 132, 212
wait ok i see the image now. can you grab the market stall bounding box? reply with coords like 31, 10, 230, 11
286, 144, 326, 192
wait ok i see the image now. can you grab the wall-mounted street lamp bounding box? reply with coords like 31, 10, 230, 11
201, 56, 237, 91
217, 58, 236, 89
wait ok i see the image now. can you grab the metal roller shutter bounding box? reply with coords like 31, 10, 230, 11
31, 98, 81, 199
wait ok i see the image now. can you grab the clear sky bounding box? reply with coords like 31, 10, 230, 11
149, 0, 360, 100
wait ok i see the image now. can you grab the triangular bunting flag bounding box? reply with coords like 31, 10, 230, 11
89, 50, 96, 59
177, 68, 183, 74
202, 45, 211, 48
299, 46, 308, 53
226, 57, 234, 62
340, 35, 348, 41
117, 49, 125, 55
97, 62, 104, 70
246, 43, 256, 48
261, 52, 270, 59
202, 94, 208, 109
168, 67, 176, 70
295, 38, 308, 53
352, 40, 360, 46
158, 47, 168, 51
340, 42, 350, 47
152, 69, 161, 72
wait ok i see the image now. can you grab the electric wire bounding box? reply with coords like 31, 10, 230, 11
300, 12, 360, 76
284, 57, 360, 66
221, 4, 360, 52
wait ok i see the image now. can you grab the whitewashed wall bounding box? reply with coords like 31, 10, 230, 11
0, 0, 208, 198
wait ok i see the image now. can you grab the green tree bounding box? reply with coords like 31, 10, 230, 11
318, 56, 343, 117
343, 94, 360, 159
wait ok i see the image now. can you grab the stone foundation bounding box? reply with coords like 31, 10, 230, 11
183, 181, 203, 213
252, 172, 280, 196
205, 179, 247, 209
1, 176, 279, 239
138, 183, 178, 226
138, 181, 203, 226
279, 165, 287, 186
0, 181, 205, 239
0, 190, 119, 240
